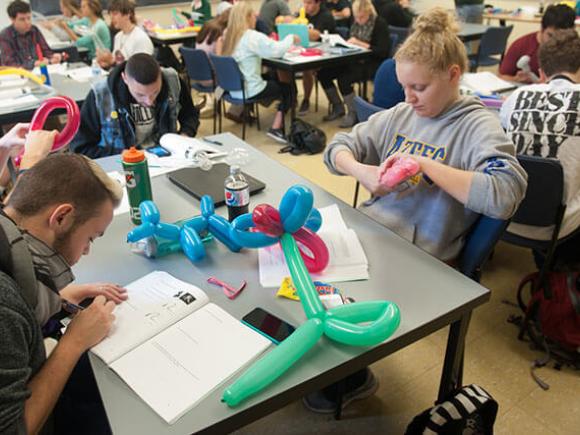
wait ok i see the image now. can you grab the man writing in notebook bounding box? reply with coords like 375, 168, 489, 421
0, 154, 123, 434
71, 53, 200, 158
0, 0, 62, 69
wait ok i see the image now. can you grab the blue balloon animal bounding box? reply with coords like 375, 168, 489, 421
127, 196, 242, 262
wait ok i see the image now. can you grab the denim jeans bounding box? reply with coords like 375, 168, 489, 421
456, 4, 484, 24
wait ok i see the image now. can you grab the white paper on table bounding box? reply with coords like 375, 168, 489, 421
66, 66, 99, 81
282, 53, 323, 63
461, 72, 516, 95
258, 205, 369, 287
32, 63, 68, 76
0, 94, 39, 110
326, 33, 361, 49
0, 77, 28, 88
0, 87, 31, 100
159, 133, 227, 160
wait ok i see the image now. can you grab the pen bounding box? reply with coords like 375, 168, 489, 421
202, 137, 223, 146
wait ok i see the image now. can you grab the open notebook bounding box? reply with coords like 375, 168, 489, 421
91, 271, 271, 424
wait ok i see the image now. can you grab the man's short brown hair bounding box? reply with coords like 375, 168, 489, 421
7, 154, 122, 225
539, 29, 580, 77
108, 0, 136, 24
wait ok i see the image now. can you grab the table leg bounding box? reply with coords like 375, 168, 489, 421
290, 71, 297, 121
437, 312, 471, 403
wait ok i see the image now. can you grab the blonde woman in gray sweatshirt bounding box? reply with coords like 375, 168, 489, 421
324, 8, 528, 262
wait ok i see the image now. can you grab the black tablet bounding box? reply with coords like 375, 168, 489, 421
167, 164, 266, 207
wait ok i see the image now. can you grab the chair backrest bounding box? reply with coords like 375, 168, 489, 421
511, 155, 565, 227
459, 215, 509, 282
389, 26, 410, 46
389, 33, 399, 58
477, 25, 513, 60
179, 47, 214, 84
354, 96, 383, 122
208, 53, 244, 93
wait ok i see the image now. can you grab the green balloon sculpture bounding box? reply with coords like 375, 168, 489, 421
223, 185, 401, 406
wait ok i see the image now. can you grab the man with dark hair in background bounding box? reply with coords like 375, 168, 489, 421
499, 4, 576, 83
0, 154, 123, 434
71, 53, 199, 158
0, 0, 62, 69
96, 0, 154, 69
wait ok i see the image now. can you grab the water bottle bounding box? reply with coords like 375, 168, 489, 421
224, 165, 249, 222
39, 62, 51, 86
122, 147, 153, 225
91, 58, 101, 77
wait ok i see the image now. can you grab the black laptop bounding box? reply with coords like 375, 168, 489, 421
167, 163, 266, 207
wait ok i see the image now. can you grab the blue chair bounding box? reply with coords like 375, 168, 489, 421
459, 216, 509, 282
179, 47, 218, 134
351, 96, 383, 207
501, 155, 577, 288
389, 26, 410, 47
389, 33, 399, 58
469, 25, 513, 72
209, 53, 263, 140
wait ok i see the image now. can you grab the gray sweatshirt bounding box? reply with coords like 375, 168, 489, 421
325, 96, 528, 260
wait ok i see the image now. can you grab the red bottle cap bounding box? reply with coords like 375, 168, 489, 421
122, 147, 145, 163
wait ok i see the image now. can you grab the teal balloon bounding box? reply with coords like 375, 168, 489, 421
324, 301, 401, 346
280, 233, 325, 320
222, 318, 324, 406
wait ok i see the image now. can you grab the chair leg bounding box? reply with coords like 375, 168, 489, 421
212, 97, 217, 135
255, 103, 261, 131
315, 77, 319, 112
242, 105, 246, 140
353, 181, 360, 208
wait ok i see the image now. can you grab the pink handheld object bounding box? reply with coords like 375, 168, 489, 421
380, 156, 421, 189
14, 96, 80, 166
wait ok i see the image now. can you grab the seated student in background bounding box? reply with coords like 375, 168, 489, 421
0, 0, 62, 69
222, 2, 298, 143
325, 0, 352, 28
500, 29, 580, 266
0, 154, 122, 435
259, 0, 293, 34
379, 0, 414, 28
499, 4, 575, 84
71, 53, 199, 158
296, 0, 336, 115
192, 0, 212, 24
373, 58, 405, 109
41, 0, 89, 41
96, 0, 154, 69
58, 0, 111, 60
216, 0, 234, 16
318, 0, 390, 127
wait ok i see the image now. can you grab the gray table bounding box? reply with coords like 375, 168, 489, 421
0, 69, 94, 125
81, 133, 489, 434
262, 47, 372, 119
458, 22, 490, 42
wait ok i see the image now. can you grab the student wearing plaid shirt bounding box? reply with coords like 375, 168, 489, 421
0, 0, 62, 69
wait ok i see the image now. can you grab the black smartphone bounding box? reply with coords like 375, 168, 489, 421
241, 308, 296, 345
147, 145, 171, 157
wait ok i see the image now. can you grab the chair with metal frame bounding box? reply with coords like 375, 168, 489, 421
469, 25, 513, 72
209, 53, 268, 141
501, 154, 575, 288
351, 96, 383, 207
179, 46, 219, 134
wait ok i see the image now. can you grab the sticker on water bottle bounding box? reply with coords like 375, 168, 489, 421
225, 188, 249, 207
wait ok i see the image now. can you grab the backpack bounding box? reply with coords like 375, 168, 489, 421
405, 384, 498, 435
510, 271, 580, 389
280, 119, 327, 155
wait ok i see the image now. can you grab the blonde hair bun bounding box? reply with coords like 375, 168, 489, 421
413, 7, 459, 35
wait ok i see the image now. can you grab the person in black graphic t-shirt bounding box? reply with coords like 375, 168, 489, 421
500, 29, 580, 266
71, 53, 200, 158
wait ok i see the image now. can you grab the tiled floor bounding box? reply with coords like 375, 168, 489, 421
194, 88, 580, 434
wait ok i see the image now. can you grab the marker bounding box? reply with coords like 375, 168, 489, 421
202, 137, 223, 146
